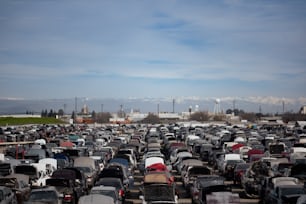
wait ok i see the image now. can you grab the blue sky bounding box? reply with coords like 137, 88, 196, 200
0, 0, 306, 107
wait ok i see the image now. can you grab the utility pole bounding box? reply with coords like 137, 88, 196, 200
63, 104, 67, 115
101, 104, 104, 113
75, 97, 77, 118
173, 99, 175, 113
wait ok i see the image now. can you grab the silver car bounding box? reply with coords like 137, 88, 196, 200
0, 186, 17, 204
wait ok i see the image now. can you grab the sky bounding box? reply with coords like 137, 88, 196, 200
0, 0, 306, 108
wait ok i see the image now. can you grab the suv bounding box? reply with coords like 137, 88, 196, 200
25, 186, 62, 204
48, 168, 87, 203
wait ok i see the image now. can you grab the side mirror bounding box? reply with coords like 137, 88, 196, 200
139, 195, 144, 200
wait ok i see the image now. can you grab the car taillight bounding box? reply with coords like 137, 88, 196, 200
193, 191, 199, 200
282, 152, 289, 157
63, 194, 73, 202
119, 189, 125, 197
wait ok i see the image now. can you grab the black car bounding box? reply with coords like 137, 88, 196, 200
49, 168, 87, 203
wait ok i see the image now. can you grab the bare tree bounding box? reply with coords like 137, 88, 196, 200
142, 113, 160, 124
190, 111, 210, 122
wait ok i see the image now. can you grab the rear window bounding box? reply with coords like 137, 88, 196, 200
96, 179, 122, 189
269, 144, 284, 154
29, 191, 58, 201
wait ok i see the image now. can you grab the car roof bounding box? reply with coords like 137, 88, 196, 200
91, 185, 117, 191
78, 194, 114, 204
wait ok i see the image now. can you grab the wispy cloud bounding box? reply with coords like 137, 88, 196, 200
0, 0, 305, 100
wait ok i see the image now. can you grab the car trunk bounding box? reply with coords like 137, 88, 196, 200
46, 178, 73, 195
143, 184, 175, 202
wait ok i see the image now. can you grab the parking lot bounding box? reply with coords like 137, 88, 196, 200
0, 122, 305, 203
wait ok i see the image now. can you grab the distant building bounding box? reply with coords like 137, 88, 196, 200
158, 113, 181, 121
258, 116, 284, 125
81, 104, 89, 114
300, 105, 306, 114
127, 113, 148, 122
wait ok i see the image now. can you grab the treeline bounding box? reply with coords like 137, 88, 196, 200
190, 111, 306, 123
41, 109, 64, 118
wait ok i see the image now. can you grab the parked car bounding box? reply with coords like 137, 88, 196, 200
263, 177, 305, 204
24, 148, 47, 163
0, 186, 17, 204
233, 163, 250, 186
14, 163, 50, 187
241, 160, 272, 198
99, 164, 131, 189
46, 178, 79, 204
140, 172, 178, 204
48, 168, 87, 203
199, 144, 213, 162
190, 175, 238, 204
206, 192, 240, 204
78, 194, 114, 204
74, 166, 97, 189
183, 166, 211, 190
90, 185, 122, 204
73, 157, 98, 188
0, 174, 31, 204
24, 186, 62, 204
190, 175, 225, 204
95, 177, 126, 201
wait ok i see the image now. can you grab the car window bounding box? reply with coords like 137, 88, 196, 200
29, 191, 57, 201
0, 191, 3, 201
